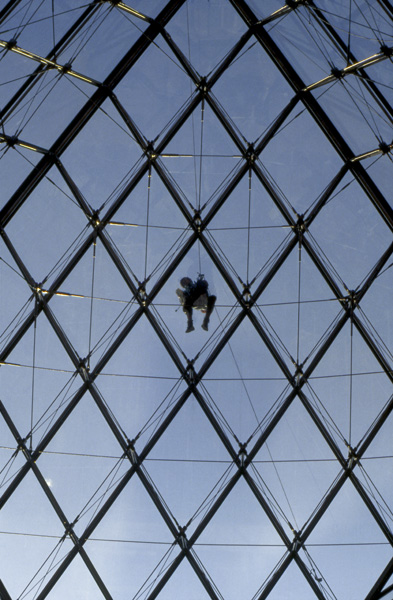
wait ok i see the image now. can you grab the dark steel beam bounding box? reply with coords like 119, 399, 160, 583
366, 557, 393, 600
0, 0, 23, 23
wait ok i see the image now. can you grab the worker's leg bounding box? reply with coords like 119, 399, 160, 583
183, 304, 194, 333
202, 295, 216, 331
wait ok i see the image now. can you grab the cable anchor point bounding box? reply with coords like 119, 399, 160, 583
238, 443, 248, 468
347, 446, 358, 470
144, 141, 157, 162
138, 284, 147, 306
178, 526, 188, 550
245, 143, 256, 165
186, 361, 197, 385
193, 212, 202, 233
197, 76, 209, 95
242, 284, 251, 307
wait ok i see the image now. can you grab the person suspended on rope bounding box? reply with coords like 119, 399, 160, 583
176, 274, 216, 333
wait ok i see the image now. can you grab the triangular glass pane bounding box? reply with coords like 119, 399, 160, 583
38, 392, 132, 536
260, 557, 324, 600
0, 239, 34, 353
4, 166, 89, 284
151, 556, 218, 600
252, 393, 342, 481
145, 398, 233, 532
91, 473, 174, 545
46, 546, 111, 599
48, 236, 140, 369
61, 98, 144, 213
5, 71, 91, 149
196, 476, 286, 598
259, 244, 344, 372
212, 39, 295, 143
61, 5, 150, 82
260, 110, 342, 217
268, 5, 344, 82
315, 78, 393, 155
207, 172, 291, 287
114, 35, 193, 143
166, 1, 247, 76
100, 312, 183, 380
0, 144, 41, 206
309, 323, 393, 451
304, 479, 392, 598
85, 535, 177, 600
309, 174, 392, 291
357, 265, 393, 363
0, 313, 82, 440
162, 102, 244, 212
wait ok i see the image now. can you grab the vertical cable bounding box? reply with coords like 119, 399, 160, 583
198, 98, 205, 274
296, 236, 302, 367
246, 165, 252, 284
87, 237, 97, 370
347, 0, 352, 62
30, 297, 38, 452
144, 163, 152, 281
198, 97, 205, 213
186, 1, 199, 210
349, 304, 354, 447
51, 0, 56, 58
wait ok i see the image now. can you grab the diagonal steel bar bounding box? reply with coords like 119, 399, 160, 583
365, 556, 393, 600
0, 0, 23, 23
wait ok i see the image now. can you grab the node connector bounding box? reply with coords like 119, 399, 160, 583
197, 76, 208, 95
294, 363, 303, 386
78, 358, 90, 381
294, 215, 306, 236
7, 136, 18, 147
345, 290, 359, 313
379, 141, 391, 155
178, 527, 188, 550
331, 66, 343, 79
238, 443, 248, 468
127, 440, 138, 465
347, 446, 358, 470
60, 62, 72, 74
292, 531, 301, 552
380, 45, 393, 57
138, 286, 147, 306
144, 141, 157, 161
186, 362, 196, 384
193, 212, 202, 233
245, 143, 256, 165
242, 285, 251, 306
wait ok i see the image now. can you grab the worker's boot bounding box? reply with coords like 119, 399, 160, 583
186, 320, 195, 333
201, 316, 209, 331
